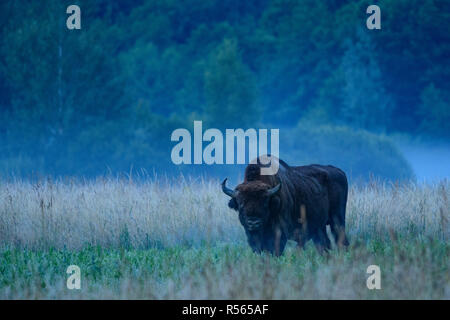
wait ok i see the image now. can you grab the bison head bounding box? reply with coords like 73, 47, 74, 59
222, 178, 281, 253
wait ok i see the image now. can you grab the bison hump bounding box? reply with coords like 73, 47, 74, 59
245, 164, 261, 182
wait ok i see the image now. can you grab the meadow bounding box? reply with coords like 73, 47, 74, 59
0, 176, 448, 299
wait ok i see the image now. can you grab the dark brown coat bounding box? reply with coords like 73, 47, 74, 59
222, 156, 349, 255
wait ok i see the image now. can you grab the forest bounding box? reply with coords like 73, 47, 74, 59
0, 0, 448, 180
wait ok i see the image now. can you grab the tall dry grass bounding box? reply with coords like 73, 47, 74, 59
0, 177, 449, 299
0, 177, 448, 249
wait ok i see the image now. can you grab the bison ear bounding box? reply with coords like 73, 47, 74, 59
228, 198, 238, 211
269, 195, 281, 212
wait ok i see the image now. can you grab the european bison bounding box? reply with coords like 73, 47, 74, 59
221, 155, 349, 255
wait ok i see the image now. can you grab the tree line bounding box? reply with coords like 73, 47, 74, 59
0, 0, 447, 178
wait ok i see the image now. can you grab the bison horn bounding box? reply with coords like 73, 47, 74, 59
267, 183, 281, 196
221, 178, 236, 197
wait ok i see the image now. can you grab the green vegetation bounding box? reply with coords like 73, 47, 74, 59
1, 239, 448, 299
0, 178, 448, 299
0, 0, 448, 177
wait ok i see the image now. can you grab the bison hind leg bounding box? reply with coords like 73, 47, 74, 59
329, 217, 349, 248
312, 227, 331, 254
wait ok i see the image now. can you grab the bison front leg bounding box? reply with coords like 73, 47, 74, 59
293, 228, 306, 250
262, 228, 287, 256
295, 204, 308, 250
273, 228, 288, 256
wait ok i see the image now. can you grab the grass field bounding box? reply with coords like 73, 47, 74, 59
0, 177, 448, 299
